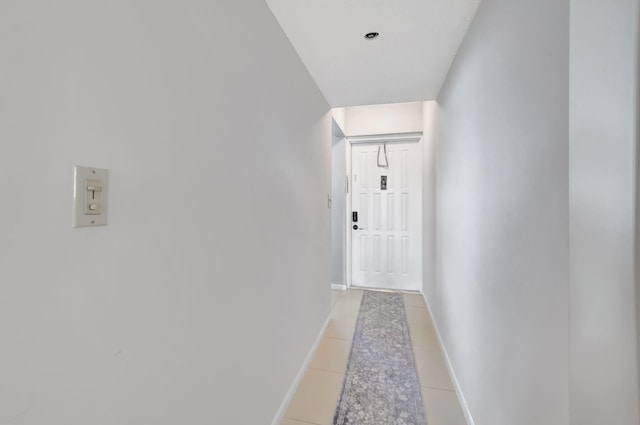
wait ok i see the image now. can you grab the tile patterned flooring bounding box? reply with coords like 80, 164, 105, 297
281, 289, 467, 425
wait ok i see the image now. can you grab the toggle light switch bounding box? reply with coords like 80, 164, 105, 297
73, 166, 109, 228
84, 179, 103, 215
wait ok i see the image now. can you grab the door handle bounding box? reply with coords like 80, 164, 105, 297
353, 225, 366, 230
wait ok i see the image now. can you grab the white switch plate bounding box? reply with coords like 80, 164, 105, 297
73, 166, 109, 228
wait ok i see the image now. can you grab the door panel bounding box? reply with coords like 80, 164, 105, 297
351, 142, 422, 291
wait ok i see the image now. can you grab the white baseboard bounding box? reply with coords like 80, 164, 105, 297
331, 283, 347, 291
422, 293, 476, 425
270, 314, 331, 425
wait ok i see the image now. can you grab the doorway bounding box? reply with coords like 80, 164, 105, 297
348, 136, 423, 292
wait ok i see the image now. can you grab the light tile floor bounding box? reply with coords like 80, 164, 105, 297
282, 289, 467, 425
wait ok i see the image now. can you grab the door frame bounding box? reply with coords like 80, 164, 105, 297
345, 132, 423, 290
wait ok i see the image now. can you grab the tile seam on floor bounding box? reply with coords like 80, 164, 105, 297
323, 335, 354, 342
306, 366, 345, 376
421, 385, 456, 392
283, 417, 323, 425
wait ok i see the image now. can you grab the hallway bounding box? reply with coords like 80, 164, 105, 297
1, 1, 639, 424
281, 289, 466, 425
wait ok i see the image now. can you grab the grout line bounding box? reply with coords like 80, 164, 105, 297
348, 285, 421, 295
283, 417, 323, 425
420, 383, 456, 392
420, 386, 457, 393
412, 347, 444, 354
306, 366, 346, 376
324, 335, 354, 342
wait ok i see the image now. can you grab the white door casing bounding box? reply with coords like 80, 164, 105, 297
350, 139, 422, 291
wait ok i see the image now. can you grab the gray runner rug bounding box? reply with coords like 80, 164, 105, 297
333, 290, 427, 425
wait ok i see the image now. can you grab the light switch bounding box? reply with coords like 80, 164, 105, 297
73, 166, 108, 228
83, 179, 103, 215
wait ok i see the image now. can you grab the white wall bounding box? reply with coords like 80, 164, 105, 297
344, 102, 423, 137
569, 1, 640, 423
432, 0, 570, 423
331, 120, 347, 286
332, 107, 347, 135
637, 7, 640, 415
0, 1, 331, 424
422, 101, 437, 302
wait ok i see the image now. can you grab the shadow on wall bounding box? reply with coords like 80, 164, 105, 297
636, 1, 640, 410
331, 118, 347, 287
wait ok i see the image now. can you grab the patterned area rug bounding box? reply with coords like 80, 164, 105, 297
333, 291, 426, 425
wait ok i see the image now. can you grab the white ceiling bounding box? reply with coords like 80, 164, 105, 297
265, 0, 481, 107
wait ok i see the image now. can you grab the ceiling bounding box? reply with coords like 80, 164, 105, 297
265, 0, 481, 107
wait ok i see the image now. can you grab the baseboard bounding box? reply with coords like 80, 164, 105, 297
331, 283, 347, 291
270, 314, 331, 425
422, 293, 476, 425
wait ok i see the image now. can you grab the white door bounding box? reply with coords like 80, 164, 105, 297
351, 141, 422, 291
